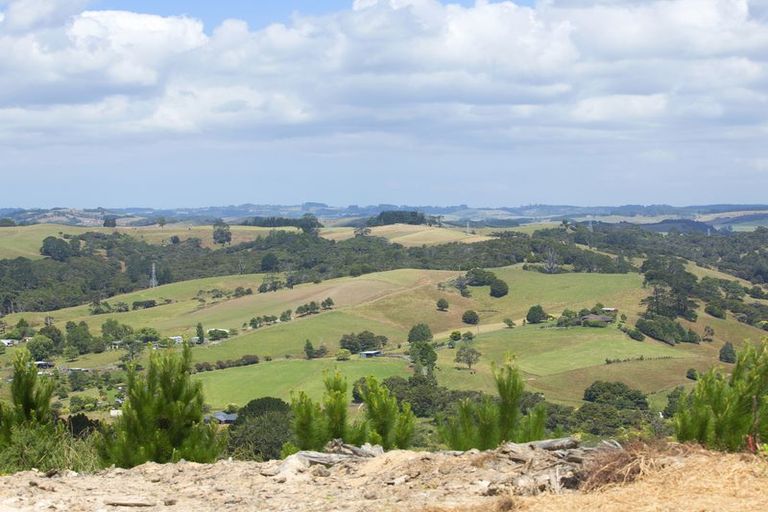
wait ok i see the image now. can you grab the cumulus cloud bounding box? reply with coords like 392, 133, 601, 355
0, 0, 768, 205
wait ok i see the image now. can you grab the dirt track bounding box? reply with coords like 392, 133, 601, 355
1, 446, 766, 511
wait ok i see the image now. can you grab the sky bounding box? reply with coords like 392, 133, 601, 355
1, 0, 768, 208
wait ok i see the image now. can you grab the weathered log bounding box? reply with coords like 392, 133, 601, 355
527, 437, 580, 451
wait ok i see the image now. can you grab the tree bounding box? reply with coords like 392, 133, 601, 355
526, 305, 547, 324
0, 348, 54, 446
438, 362, 545, 450
336, 349, 351, 361
503, 318, 516, 329
304, 340, 316, 360
436, 298, 449, 312
40, 237, 74, 262
321, 298, 335, 310
135, 327, 161, 343
676, 340, 768, 452
196, 323, 205, 344
38, 324, 64, 351
354, 226, 372, 238
489, 279, 509, 298
101, 319, 133, 342
449, 331, 462, 342
544, 247, 558, 274
455, 345, 481, 370
410, 341, 437, 375
719, 341, 737, 364
261, 253, 279, 272
462, 310, 479, 325
212, 219, 232, 246
156, 217, 167, 228
99, 343, 221, 467
103, 216, 118, 228
583, 381, 648, 410
228, 410, 292, 461
66, 321, 93, 355
408, 323, 433, 343
27, 335, 54, 361
120, 338, 145, 364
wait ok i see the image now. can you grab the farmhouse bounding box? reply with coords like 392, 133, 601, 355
209, 412, 238, 425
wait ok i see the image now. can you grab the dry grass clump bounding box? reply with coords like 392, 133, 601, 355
578, 442, 667, 491
421, 496, 518, 512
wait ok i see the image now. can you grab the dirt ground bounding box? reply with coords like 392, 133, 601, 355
1, 445, 766, 512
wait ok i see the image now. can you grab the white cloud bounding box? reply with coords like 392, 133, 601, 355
1, 0, 768, 205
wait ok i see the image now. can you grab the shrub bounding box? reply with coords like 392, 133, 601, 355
526, 305, 547, 324
98, 343, 221, 468
628, 328, 646, 341
719, 341, 736, 364
335, 349, 351, 361
436, 298, 449, 311
462, 310, 479, 325
489, 279, 509, 298
503, 318, 516, 329
228, 411, 292, 462
686, 368, 698, 380
449, 331, 462, 342
675, 341, 768, 451
705, 304, 726, 319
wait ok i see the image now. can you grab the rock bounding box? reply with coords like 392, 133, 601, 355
311, 467, 331, 478
163, 498, 177, 506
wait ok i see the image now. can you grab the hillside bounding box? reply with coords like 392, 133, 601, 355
1, 443, 765, 511
3, 264, 764, 410
0, 224, 298, 260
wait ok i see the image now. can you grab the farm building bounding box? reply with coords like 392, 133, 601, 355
210, 412, 238, 425
360, 350, 383, 359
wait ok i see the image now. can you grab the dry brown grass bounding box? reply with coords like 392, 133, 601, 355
427, 444, 768, 512
578, 441, 668, 492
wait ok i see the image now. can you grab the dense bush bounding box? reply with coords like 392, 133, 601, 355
676, 341, 768, 451
583, 381, 649, 410
489, 279, 509, 298
339, 331, 388, 354
635, 315, 700, 345
705, 304, 726, 319
462, 310, 479, 325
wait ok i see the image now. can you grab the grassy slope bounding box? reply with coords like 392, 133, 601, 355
3, 264, 765, 409
195, 358, 409, 408
320, 224, 492, 246
0, 223, 296, 260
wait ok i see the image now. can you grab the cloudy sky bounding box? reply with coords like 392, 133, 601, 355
1, 0, 767, 208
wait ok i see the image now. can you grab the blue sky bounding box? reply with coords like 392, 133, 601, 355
0, 0, 767, 208
94, 1, 534, 31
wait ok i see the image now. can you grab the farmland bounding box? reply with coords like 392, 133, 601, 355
0, 223, 298, 260
3, 259, 764, 409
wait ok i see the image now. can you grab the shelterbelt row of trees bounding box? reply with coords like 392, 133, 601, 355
2, 339, 767, 474
0, 228, 628, 314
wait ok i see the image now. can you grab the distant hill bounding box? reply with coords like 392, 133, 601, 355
2, 203, 768, 228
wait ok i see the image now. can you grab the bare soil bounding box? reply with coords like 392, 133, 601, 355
1, 444, 766, 512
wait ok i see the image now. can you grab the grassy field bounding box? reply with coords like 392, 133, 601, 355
320, 224, 492, 246
0, 223, 297, 260
435, 324, 703, 406
3, 262, 766, 409
195, 357, 410, 408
